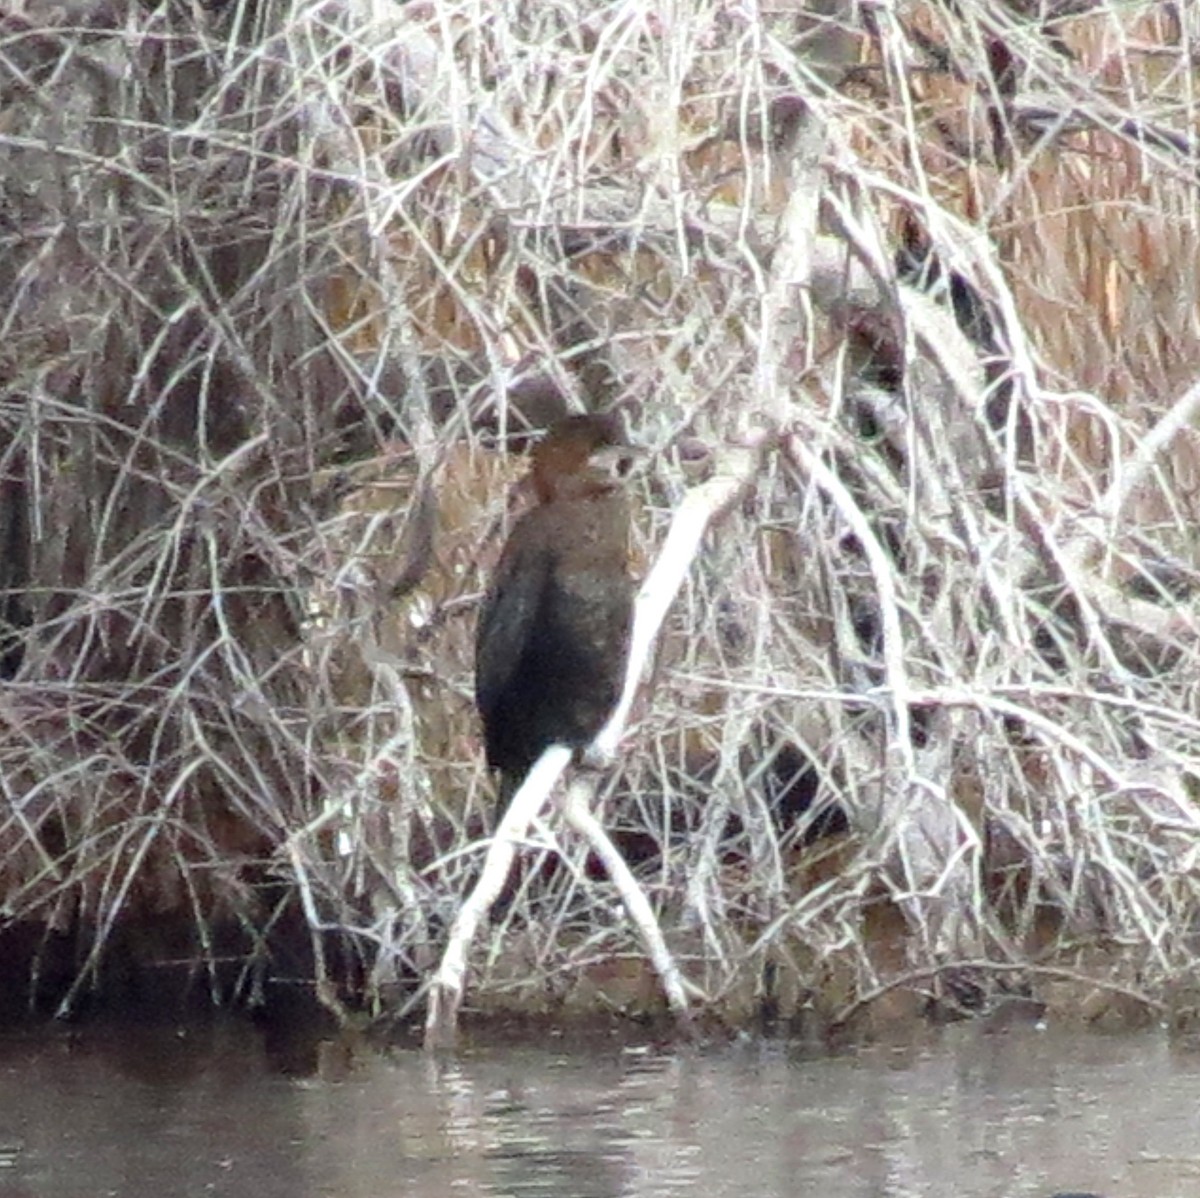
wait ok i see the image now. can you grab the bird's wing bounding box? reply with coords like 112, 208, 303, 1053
474, 522, 554, 721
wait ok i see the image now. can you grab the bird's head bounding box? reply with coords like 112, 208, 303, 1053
530, 413, 641, 503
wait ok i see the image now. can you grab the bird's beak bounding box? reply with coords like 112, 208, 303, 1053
589, 443, 647, 483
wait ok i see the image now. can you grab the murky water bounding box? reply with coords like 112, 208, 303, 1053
0, 1020, 1196, 1198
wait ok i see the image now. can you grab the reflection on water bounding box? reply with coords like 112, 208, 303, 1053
0, 1019, 1196, 1198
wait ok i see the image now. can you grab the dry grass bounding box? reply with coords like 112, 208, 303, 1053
1, 0, 1199, 1029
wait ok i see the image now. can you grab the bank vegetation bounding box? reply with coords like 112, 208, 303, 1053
1, 0, 1199, 1039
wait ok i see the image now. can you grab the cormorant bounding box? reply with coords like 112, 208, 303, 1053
474, 413, 638, 811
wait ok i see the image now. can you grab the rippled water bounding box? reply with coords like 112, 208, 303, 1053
0, 1020, 1196, 1197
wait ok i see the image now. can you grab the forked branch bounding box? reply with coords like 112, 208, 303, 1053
424, 433, 768, 1050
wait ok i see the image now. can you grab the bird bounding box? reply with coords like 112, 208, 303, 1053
474, 412, 638, 814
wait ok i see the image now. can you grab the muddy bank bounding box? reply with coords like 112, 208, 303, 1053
2, 886, 1191, 1050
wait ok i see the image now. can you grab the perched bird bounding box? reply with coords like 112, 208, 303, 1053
475, 413, 638, 812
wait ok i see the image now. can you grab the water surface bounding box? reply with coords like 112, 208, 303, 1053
0, 1021, 1195, 1197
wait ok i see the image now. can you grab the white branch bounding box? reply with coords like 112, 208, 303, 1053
1102, 375, 1200, 528
424, 744, 571, 1050
563, 779, 695, 1025
784, 432, 915, 778
593, 434, 768, 760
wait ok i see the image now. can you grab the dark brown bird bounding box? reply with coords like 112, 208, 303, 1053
475, 413, 638, 811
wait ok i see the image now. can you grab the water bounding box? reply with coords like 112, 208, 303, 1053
0, 1020, 1196, 1197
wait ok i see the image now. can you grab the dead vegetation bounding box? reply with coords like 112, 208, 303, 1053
1, 0, 1200, 1035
